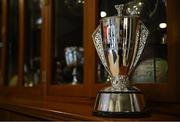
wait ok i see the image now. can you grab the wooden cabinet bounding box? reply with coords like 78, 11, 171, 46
0, 0, 44, 97
0, 0, 180, 120
43, 0, 180, 103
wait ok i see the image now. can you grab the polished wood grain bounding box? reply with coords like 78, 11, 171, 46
0, 109, 41, 120
0, 97, 179, 121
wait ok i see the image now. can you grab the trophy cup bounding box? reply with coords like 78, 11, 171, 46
65, 47, 83, 85
92, 4, 149, 116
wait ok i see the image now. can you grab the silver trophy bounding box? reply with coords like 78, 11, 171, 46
65, 47, 83, 85
92, 4, 149, 116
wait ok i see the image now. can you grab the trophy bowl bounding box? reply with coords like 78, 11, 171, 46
92, 5, 149, 117
65, 46, 83, 85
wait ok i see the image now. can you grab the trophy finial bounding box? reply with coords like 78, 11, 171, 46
115, 4, 124, 16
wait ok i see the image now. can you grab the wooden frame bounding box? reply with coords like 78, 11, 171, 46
0, 0, 21, 96
0, 0, 7, 91
46, 0, 98, 99
35, 0, 180, 102
0, 0, 179, 120
91, 0, 179, 102
0, 0, 7, 94
0, 0, 179, 103
134, 0, 178, 102
0, 0, 45, 98
18, 0, 44, 97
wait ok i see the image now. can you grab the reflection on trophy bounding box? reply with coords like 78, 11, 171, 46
92, 4, 149, 116
65, 47, 83, 85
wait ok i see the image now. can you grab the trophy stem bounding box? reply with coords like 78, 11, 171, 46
72, 67, 78, 85
111, 75, 129, 92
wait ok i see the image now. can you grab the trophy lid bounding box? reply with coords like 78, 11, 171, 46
100, 4, 140, 22
115, 4, 124, 16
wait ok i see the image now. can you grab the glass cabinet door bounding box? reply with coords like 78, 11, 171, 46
23, 0, 42, 87
51, 0, 84, 85
130, 0, 168, 84
96, 0, 168, 84
4, 0, 19, 87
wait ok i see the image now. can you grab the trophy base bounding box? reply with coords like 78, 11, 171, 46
93, 87, 148, 117
93, 110, 148, 118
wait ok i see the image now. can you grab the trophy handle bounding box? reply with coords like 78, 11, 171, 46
92, 26, 111, 76
129, 22, 149, 74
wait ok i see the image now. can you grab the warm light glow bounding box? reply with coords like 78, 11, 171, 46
138, 2, 142, 6
100, 11, 107, 18
159, 23, 167, 29
133, 5, 137, 8
36, 18, 43, 25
